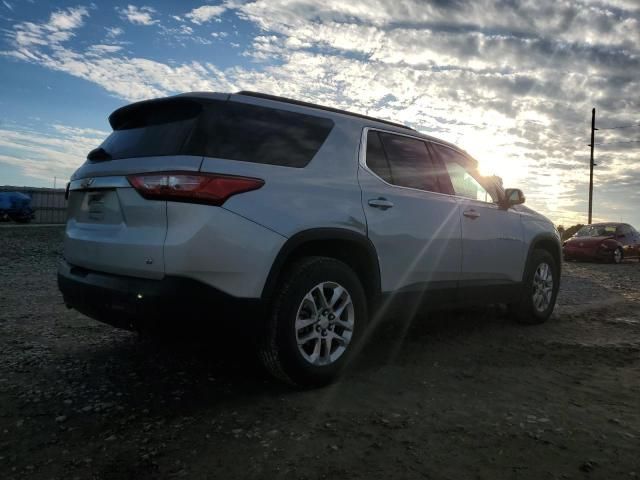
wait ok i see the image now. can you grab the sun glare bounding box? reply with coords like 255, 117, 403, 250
460, 131, 529, 188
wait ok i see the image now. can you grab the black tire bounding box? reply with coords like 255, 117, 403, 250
259, 256, 368, 387
510, 249, 559, 325
611, 247, 623, 264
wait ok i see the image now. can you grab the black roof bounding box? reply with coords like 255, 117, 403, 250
236, 91, 415, 132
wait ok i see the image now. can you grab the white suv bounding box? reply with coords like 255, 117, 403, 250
59, 91, 562, 386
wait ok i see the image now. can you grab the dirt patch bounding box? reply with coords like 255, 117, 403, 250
1, 226, 639, 479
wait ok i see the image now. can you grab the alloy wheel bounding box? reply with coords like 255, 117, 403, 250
532, 262, 554, 313
295, 282, 354, 366
613, 248, 623, 264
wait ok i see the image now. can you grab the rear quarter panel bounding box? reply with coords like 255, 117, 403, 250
200, 113, 367, 238
163, 202, 287, 298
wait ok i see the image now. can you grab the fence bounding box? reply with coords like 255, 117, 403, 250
0, 186, 68, 224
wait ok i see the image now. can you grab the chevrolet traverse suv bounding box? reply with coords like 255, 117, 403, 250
59, 91, 562, 386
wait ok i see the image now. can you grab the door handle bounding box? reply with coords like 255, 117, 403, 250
463, 209, 480, 219
368, 198, 394, 210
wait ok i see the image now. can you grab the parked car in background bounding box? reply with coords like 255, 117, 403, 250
0, 192, 35, 223
58, 91, 562, 386
563, 223, 640, 264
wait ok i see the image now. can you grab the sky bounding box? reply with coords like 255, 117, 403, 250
0, 0, 639, 227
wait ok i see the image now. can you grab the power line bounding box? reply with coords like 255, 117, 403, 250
597, 123, 640, 131
594, 140, 640, 146
587, 111, 638, 224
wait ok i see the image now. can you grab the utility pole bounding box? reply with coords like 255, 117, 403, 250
588, 108, 597, 224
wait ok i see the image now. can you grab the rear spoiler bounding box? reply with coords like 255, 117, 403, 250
108, 93, 229, 130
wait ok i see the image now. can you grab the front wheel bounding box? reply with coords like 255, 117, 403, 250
611, 247, 623, 264
259, 257, 367, 387
510, 249, 559, 325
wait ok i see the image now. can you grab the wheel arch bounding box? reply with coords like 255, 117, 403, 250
602, 239, 623, 249
524, 233, 562, 281
261, 228, 381, 309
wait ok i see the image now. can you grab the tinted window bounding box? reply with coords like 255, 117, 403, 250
577, 224, 617, 237
94, 99, 334, 168
378, 133, 440, 192
98, 99, 203, 161
201, 102, 334, 168
432, 145, 494, 202
365, 131, 392, 182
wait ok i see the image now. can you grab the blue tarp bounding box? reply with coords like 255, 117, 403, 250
0, 192, 32, 211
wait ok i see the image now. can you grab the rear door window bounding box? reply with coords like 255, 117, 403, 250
377, 133, 441, 193
618, 225, 632, 238
94, 99, 334, 168
365, 131, 392, 182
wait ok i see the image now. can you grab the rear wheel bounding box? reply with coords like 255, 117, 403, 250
511, 249, 559, 325
612, 247, 623, 264
259, 257, 367, 387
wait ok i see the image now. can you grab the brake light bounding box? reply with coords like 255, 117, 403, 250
127, 172, 264, 206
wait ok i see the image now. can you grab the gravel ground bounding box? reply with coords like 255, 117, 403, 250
1, 226, 639, 480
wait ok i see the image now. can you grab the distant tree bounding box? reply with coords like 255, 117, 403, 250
561, 224, 584, 240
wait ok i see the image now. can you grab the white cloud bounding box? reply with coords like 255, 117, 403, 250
3, 1, 13, 11
105, 26, 124, 39
157, 24, 212, 45
51, 125, 110, 137
185, 4, 227, 24
86, 44, 123, 56
117, 5, 158, 26
49, 7, 87, 30
0, 124, 108, 183
8, 6, 89, 49
2, 0, 640, 225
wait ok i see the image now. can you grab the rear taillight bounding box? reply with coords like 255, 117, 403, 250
127, 172, 264, 206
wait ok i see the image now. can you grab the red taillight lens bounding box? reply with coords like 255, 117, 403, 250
127, 172, 264, 206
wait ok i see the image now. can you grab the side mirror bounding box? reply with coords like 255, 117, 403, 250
503, 188, 525, 207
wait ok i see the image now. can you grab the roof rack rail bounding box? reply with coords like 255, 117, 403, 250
235, 91, 414, 131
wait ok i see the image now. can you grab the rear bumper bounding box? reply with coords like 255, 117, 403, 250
58, 260, 262, 331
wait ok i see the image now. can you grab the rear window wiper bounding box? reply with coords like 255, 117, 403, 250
87, 147, 112, 162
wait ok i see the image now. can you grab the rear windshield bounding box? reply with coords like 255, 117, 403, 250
93, 98, 334, 168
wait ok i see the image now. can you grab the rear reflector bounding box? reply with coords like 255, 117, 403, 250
127, 172, 264, 206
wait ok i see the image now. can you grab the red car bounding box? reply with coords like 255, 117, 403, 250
563, 223, 640, 264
